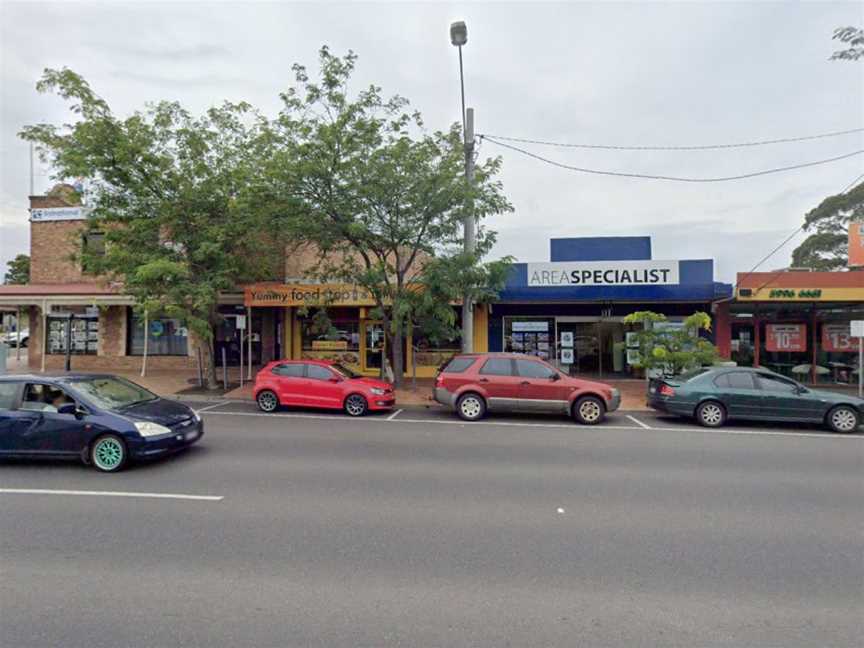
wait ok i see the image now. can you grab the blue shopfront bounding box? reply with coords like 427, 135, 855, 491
489, 237, 733, 375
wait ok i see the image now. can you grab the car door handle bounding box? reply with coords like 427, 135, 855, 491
479, 378, 489, 383
520, 381, 531, 385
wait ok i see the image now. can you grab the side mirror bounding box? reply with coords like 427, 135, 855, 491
57, 403, 78, 416
796, 386, 809, 395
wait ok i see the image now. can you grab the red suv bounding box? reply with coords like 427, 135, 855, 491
433, 353, 620, 424
254, 360, 395, 416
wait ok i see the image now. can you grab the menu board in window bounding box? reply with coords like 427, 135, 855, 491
765, 324, 806, 352
822, 324, 861, 352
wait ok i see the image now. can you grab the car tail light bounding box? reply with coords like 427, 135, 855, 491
659, 384, 675, 397
435, 374, 444, 387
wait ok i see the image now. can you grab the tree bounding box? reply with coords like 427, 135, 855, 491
268, 48, 513, 386
791, 181, 863, 270
831, 26, 864, 61
3, 254, 30, 285
622, 311, 718, 377
20, 69, 285, 388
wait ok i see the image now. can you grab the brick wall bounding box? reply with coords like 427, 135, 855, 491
29, 193, 96, 285
98, 306, 126, 356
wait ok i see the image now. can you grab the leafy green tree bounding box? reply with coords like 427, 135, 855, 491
831, 26, 864, 61
268, 48, 513, 386
3, 254, 30, 285
791, 181, 863, 270
622, 311, 718, 377
20, 69, 285, 388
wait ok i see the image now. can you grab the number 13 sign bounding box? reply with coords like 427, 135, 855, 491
766, 324, 807, 352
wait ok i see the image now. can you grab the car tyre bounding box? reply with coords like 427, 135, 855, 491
456, 393, 486, 421
573, 396, 605, 425
90, 434, 128, 473
826, 405, 860, 434
696, 400, 726, 428
344, 394, 368, 417
256, 390, 279, 413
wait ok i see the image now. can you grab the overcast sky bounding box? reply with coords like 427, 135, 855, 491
1, 1, 862, 284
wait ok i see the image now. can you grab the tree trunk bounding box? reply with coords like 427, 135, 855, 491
391, 315, 404, 389
193, 330, 218, 391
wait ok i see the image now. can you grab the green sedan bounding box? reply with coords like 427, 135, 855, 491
647, 367, 863, 433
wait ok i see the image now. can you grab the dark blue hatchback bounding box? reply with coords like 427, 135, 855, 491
0, 374, 203, 472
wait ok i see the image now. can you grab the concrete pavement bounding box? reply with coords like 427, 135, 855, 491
1, 405, 862, 647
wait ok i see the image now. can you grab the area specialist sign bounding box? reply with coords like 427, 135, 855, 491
765, 324, 807, 352
30, 206, 88, 222
526, 260, 679, 287
245, 284, 377, 308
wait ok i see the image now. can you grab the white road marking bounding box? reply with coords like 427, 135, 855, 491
199, 408, 863, 439
387, 409, 404, 421
194, 401, 230, 414
0, 488, 224, 501
626, 415, 652, 429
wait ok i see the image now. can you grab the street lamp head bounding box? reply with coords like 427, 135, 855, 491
450, 21, 467, 47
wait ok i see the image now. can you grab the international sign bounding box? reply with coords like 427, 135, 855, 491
30, 207, 88, 222
766, 324, 806, 352
527, 260, 679, 287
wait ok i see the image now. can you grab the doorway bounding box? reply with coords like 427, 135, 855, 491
361, 321, 385, 373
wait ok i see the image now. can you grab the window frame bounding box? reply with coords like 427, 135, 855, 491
515, 358, 557, 379
441, 357, 477, 374
306, 364, 336, 382
272, 363, 306, 378
755, 373, 799, 394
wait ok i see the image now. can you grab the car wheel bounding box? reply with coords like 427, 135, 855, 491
344, 394, 368, 417
456, 393, 486, 421
827, 405, 860, 434
696, 401, 726, 428
573, 396, 605, 425
90, 434, 127, 473
256, 390, 279, 413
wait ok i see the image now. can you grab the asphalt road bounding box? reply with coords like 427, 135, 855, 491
1, 403, 862, 647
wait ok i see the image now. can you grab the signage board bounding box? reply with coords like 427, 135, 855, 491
560, 348, 574, 364
30, 207, 87, 222
245, 284, 377, 307
512, 321, 549, 332
737, 286, 864, 302
765, 324, 806, 352
849, 223, 864, 267
527, 260, 679, 287
851, 320, 864, 338
822, 324, 861, 352
235, 315, 247, 330
312, 340, 348, 350
560, 331, 574, 347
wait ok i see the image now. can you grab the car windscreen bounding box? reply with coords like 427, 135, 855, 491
66, 376, 159, 410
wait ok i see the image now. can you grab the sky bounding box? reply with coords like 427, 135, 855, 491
1, 0, 862, 284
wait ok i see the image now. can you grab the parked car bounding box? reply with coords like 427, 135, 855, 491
254, 360, 395, 416
647, 366, 864, 433
0, 374, 203, 472
433, 353, 620, 423
0, 329, 28, 348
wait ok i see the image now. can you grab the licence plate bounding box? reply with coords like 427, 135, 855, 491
649, 385, 656, 394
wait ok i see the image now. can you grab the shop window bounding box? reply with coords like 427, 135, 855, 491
503, 317, 555, 361
412, 318, 461, 369
127, 310, 188, 356
815, 304, 864, 385
81, 232, 105, 273
47, 309, 98, 355
300, 312, 361, 369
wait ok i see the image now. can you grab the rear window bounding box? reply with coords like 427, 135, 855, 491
441, 357, 476, 374
479, 358, 514, 376
0, 382, 18, 409
679, 368, 710, 382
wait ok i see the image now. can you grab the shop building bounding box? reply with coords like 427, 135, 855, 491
731, 271, 864, 384
487, 237, 733, 375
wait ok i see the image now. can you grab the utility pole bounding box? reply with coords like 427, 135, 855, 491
462, 107, 475, 352
29, 142, 34, 196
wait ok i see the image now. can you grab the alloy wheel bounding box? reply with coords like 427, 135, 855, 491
578, 400, 602, 423
345, 395, 367, 417
459, 395, 483, 420
92, 437, 125, 472
699, 402, 724, 427
257, 391, 278, 413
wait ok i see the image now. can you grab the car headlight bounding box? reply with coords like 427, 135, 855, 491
134, 421, 172, 437
192, 413, 201, 423
370, 388, 386, 396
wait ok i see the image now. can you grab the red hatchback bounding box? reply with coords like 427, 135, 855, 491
433, 353, 620, 424
254, 360, 395, 416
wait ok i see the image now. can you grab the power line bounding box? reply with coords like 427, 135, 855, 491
480, 127, 864, 151
735, 171, 864, 291
481, 136, 864, 183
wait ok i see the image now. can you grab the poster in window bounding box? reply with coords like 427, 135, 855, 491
765, 324, 806, 352
626, 349, 640, 365
560, 348, 574, 364
625, 331, 639, 349
560, 331, 574, 347
822, 324, 861, 352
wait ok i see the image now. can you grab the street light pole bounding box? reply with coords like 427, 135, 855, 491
451, 21, 475, 353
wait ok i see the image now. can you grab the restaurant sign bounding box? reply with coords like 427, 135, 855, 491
245, 284, 377, 307
527, 260, 679, 287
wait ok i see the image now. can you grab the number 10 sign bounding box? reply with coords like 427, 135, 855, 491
766, 324, 806, 352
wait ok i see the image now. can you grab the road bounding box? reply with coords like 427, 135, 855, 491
1, 403, 862, 647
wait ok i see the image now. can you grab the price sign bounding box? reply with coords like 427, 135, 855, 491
822, 324, 861, 352
766, 324, 806, 352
